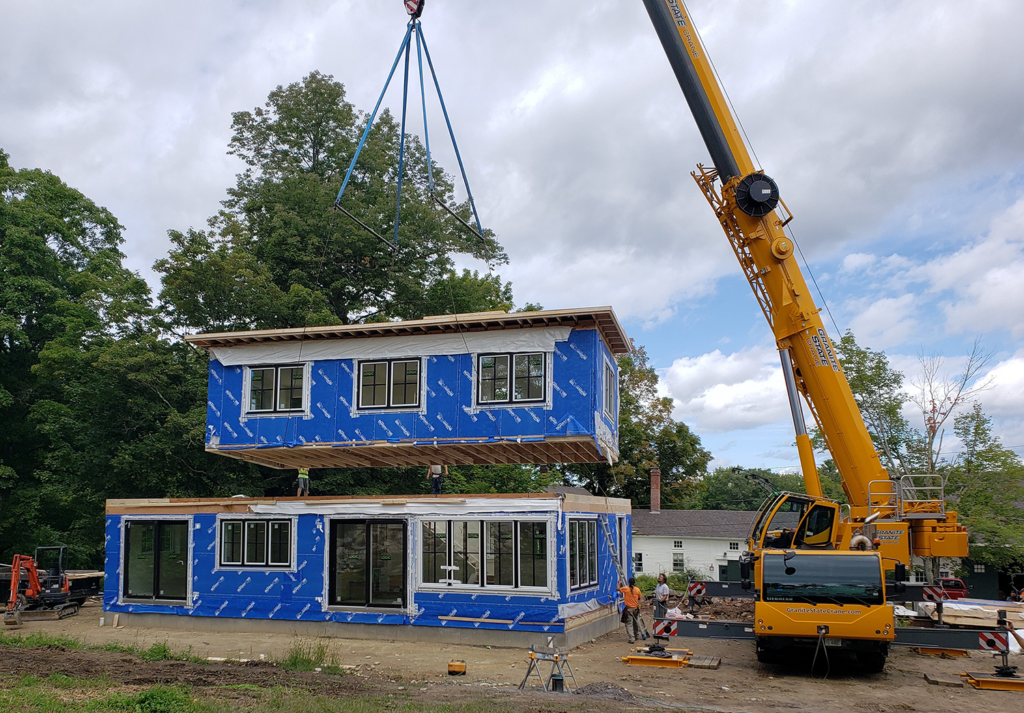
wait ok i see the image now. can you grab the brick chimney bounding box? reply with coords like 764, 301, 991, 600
650, 467, 661, 514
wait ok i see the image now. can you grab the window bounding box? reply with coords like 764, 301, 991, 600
359, 359, 420, 409
478, 353, 545, 404
569, 519, 599, 590
603, 361, 616, 418
974, 563, 985, 573
247, 365, 306, 413
219, 519, 292, 568
633, 552, 643, 573
519, 522, 547, 587
762, 553, 883, 606
729, 542, 740, 551
420, 520, 546, 589
487, 522, 515, 586
329, 520, 406, 607
123, 520, 188, 601
673, 553, 685, 572
673, 540, 684, 549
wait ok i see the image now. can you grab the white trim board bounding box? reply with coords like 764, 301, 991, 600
209, 327, 573, 367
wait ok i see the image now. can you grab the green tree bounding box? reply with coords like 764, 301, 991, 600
823, 331, 918, 475
198, 70, 508, 327
0, 150, 262, 565
561, 344, 710, 506
946, 403, 1024, 569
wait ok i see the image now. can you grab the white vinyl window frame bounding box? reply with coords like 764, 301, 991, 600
567, 517, 599, 592
415, 516, 556, 597
241, 364, 311, 418
354, 358, 424, 412
477, 352, 547, 405
603, 358, 617, 420
215, 515, 298, 572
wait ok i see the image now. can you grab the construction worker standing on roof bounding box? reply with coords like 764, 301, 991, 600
297, 468, 310, 497
618, 577, 643, 644
427, 465, 447, 495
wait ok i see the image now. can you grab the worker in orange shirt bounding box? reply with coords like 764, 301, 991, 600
618, 577, 643, 644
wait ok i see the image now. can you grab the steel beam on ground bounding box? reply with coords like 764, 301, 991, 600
657, 619, 756, 640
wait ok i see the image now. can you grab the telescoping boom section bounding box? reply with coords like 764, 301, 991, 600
642, 0, 966, 565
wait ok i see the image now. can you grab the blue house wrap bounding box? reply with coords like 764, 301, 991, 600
185, 308, 629, 470
103, 493, 633, 646
105, 309, 633, 645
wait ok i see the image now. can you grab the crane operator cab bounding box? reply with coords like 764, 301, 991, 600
749, 493, 839, 552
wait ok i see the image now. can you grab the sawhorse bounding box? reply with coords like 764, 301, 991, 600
517, 645, 578, 692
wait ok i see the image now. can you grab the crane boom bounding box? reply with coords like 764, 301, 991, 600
643, 0, 885, 506
643, 0, 967, 564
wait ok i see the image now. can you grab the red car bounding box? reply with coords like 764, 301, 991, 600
938, 578, 969, 600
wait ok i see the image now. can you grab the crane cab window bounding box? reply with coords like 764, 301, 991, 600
793, 505, 836, 549
759, 499, 809, 549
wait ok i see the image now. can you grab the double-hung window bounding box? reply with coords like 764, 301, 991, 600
420, 519, 548, 589
247, 365, 306, 414
568, 519, 599, 590
672, 553, 685, 572
478, 353, 545, 404
220, 519, 292, 568
358, 359, 420, 409
603, 361, 617, 418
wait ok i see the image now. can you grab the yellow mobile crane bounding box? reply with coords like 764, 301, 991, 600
642, 0, 969, 668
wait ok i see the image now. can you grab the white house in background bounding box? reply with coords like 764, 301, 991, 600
631, 509, 757, 582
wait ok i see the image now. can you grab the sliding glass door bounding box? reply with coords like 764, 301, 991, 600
329, 520, 406, 608
123, 520, 188, 601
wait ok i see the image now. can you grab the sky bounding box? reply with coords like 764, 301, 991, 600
3, 0, 1023, 472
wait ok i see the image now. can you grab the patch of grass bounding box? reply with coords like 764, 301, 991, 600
279, 639, 343, 675
106, 685, 204, 713
0, 630, 85, 649
138, 641, 206, 664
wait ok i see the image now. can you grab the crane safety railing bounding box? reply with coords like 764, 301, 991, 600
867, 480, 899, 520
898, 474, 946, 519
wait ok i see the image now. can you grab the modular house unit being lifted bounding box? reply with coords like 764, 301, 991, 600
184, 307, 629, 468
102, 308, 634, 645
103, 492, 633, 647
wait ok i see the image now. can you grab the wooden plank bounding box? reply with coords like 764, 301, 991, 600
439, 615, 514, 624
924, 673, 964, 687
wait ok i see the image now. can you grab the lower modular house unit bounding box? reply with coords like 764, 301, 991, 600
103, 492, 633, 647
184, 307, 629, 469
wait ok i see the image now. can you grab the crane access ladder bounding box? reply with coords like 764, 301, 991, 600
598, 517, 650, 641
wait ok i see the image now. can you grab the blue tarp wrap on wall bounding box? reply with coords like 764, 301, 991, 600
204, 328, 619, 458
104, 509, 632, 634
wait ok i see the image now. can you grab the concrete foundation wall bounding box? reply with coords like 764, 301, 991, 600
115, 608, 620, 650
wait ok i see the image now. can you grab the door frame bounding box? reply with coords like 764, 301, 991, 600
119, 515, 193, 606
326, 518, 408, 610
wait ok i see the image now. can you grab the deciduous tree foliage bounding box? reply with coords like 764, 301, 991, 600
0, 73, 557, 565
561, 344, 711, 506
947, 404, 1024, 569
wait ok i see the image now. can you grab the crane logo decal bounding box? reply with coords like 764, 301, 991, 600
807, 329, 841, 372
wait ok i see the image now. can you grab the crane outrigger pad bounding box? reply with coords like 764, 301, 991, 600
962, 672, 1024, 691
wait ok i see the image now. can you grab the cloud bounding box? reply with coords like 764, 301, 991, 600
844, 293, 919, 349
5, 0, 1024, 325
917, 197, 1024, 338
659, 346, 790, 433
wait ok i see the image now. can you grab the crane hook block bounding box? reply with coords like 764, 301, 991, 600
736, 173, 780, 217
405, 0, 425, 19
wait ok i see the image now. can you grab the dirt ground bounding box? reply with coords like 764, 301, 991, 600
3, 601, 1022, 712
